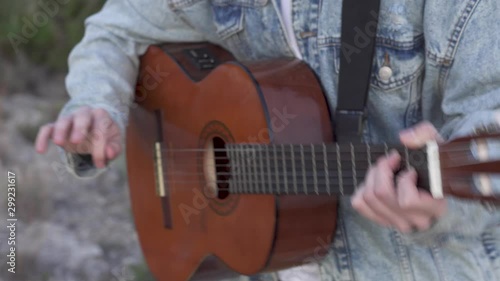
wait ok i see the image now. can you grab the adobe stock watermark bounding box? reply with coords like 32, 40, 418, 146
341, 10, 379, 64
133, 64, 171, 108
8, 0, 72, 54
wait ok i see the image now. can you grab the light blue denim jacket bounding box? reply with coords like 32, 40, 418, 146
59, 0, 500, 280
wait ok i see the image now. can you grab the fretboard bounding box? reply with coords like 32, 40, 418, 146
224, 143, 429, 196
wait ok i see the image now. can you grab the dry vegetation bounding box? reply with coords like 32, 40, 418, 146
0, 1, 155, 280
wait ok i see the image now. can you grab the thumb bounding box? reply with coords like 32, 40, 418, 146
399, 121, 444, 149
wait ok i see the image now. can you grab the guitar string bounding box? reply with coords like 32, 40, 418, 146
155, 144, 471, 153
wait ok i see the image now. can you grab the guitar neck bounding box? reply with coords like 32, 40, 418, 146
225, 143, 429, 196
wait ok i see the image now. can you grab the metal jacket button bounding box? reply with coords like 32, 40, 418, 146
378, 66, 393, 83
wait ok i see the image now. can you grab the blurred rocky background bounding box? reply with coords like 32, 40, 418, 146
0, 1, 155, 280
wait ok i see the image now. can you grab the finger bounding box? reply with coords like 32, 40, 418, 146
399, 121, 444, 148
104, 116, 122, 160
369, 151, 401, 204
90, 109, 110, 168
396, 168, 447, 217
363, 150, 400, 190
53, 116, 74, 146
394, 169, 436, 231
363, 154, 412, 232
70, 107, 93, 144
363, 184, 412, 233
351, 187, 392, 227
35, 123, 55, 153
106, 141, 121, 160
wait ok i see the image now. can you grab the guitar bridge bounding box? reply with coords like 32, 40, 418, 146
154, 109, 172, 229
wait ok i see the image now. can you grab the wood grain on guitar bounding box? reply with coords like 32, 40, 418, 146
126, 43, 500, 281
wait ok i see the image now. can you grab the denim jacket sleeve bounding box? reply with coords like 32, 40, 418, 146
403, 1, 500, 245
435, 0, 500, 199
57, 0, 205, 178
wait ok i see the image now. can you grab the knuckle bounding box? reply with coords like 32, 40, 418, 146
396, 175, 411, 189
100, 117, 113, 128
351, 194, 365, 210
363, 190, 377, 205
376, 157, 387, 166
76, 140, 91, 153
75, 105, 91, 113
56, 116, 71, 125
413, 217, 432, 231
396, 223, 411, 233
41, 123, 53, 130
92, 151, 104, 161
399, 198, 415, 210
373, 186, 391, 200
75, 116, 91, 129
93, 108, 109, 117
90, 129, 104, 140
421, 122, 437, 135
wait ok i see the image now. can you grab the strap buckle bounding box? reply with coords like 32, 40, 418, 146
335, 110, 366, 142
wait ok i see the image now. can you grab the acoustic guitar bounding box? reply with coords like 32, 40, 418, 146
126, 43, 499, 281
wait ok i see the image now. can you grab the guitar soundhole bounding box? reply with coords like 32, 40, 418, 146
199, 120, 240, 216
213, 137, 230, 199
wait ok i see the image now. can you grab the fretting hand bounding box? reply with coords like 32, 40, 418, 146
351, 122, 447, 233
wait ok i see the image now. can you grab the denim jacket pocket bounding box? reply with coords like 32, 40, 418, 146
370, 35, 425, 92
317, 34, 425, 93
211, 0, 267, 39
211, 3, 244, 40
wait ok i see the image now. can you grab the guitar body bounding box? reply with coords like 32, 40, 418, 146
126, 43, 337, 281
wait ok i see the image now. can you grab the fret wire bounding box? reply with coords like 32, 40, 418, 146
266, 145, 272, 194
337, 143, 343, 196
351, 143, 357, 189
228, 145, 235, 193
291, 144, 298, 195
248, 145, 254, 194
238, 146, 244, 194
312, 144, 318, 195
228, 144, 233, 193
259, 144, 265, 195
243, 145, 249, 194
231, 145, 237, 194
252, 146, 258, 194
243, 144, 249, 194
323, 143, 330, 195
282, 144, 288, 194
240, 145, 245, 194
301, 144, 307, 195
273, 144, 280, 194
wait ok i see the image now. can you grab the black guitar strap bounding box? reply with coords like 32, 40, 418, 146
335, 0, 381, 142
